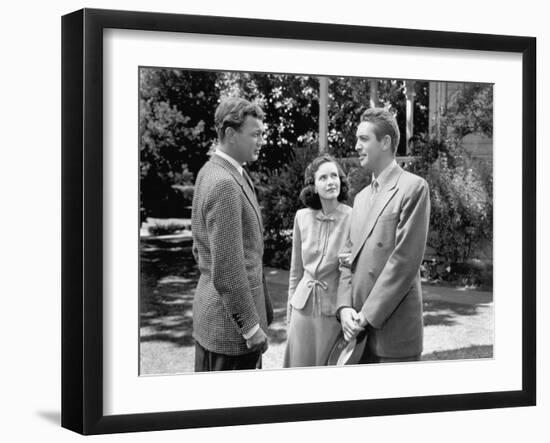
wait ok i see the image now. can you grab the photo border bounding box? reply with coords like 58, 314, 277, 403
61, 8, 536, 435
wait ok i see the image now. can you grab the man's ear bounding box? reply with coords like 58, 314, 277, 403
382, 134, 392, 152
224, 126, 235, 142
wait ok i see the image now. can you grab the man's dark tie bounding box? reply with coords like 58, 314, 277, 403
242, 168, 263, 231
242, 168, 257, 198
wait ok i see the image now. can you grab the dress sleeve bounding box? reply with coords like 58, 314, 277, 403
288, 212, 304, 302
336, 219, 353, 316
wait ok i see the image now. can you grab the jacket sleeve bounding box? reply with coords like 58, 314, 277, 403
204, 179, 259, 335
361, 179, 430, 328
336, 229, 353, 316
288, 212, 304, 303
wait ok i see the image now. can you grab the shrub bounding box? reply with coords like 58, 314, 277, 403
422, 258, 493, 289
411, 136, 493, 287
147, 221, 189, 236
257, 147, 373, 269
140, 181, 194, 220
171, 184, 194, 218
256, 145, 319, 269
337, 157, 371, 203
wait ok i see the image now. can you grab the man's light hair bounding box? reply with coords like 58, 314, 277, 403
214, 97, 264, 141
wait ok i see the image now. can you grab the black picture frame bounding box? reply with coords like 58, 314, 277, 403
61, 8, 536, 435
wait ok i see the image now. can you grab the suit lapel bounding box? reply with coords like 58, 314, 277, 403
351, 165, 403, 263
242, 177, 264, 232
210, 155, 263, 232
351, 188, 371, 246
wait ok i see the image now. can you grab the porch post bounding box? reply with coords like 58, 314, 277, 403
369, 79, 378, 108
405, 80, 416, 154
319, 76, 329, 153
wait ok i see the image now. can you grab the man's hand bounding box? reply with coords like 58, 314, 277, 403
340, 307, 364, 342
246, 327, 268, 353
355, 311, 368, 328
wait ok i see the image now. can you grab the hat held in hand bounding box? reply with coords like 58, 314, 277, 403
326, 329, 368, 366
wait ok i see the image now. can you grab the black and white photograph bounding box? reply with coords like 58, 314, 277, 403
2, 0, 548, 440
138, 68, 494, 374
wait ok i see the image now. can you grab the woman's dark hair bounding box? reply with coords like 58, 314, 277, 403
299, 154, 349, 209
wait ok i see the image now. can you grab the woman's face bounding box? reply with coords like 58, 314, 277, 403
314, 161, 341, 202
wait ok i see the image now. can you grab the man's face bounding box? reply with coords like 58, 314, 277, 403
355, 121, 389, 173
232, 116, 265, 164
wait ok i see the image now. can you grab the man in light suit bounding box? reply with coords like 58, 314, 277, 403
191, 97, 273, 371
337, 107, 430, 363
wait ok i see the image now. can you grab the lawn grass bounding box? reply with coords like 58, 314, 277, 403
422, 345, 493, 361
139, 238, 494, 374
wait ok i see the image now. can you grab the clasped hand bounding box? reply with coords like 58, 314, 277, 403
340, 308, 366, 342
246, 327, 269, 353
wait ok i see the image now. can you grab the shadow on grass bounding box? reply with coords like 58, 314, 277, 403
423, 299, 487, 327
140, 238, 198, 347
422, 345, 493, 361
140, 240, 291, 348
140, 241, 492, 350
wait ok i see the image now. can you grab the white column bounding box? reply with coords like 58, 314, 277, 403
429, 81, 441, 139
319, 76, 328, 153
405, 80, 416, 154
369, 79, 378, 108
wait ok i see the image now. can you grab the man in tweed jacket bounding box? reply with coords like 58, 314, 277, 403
191, 97, 273, 371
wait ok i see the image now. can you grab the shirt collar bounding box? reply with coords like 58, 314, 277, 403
215, 149, 243, 175
372, 159, 398, 189
315, 204, 344, 222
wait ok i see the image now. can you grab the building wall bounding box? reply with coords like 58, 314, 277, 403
429, 81, 493, 162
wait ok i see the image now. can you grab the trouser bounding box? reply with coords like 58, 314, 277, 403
360, 348, 421, 364
194, 341, 262, 372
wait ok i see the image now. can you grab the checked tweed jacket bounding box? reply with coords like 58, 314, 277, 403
191, 154, 273, 356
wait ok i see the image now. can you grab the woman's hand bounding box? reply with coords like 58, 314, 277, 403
338, 252, 352, 269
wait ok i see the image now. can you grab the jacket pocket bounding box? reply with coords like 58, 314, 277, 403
289, 278, 311, 310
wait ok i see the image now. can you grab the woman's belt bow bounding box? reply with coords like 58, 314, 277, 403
306, 279, 328, 316
306, 279, 328, 290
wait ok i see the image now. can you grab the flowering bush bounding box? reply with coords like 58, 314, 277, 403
411, 137, 493, 286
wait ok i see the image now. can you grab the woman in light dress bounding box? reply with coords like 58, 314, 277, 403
283, 154, 352, 368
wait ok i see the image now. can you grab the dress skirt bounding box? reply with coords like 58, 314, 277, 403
283, 292, 341, 368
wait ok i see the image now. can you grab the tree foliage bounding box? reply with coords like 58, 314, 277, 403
139, 69, 218, 220
411, 135, 493, 269
255, 144, 320, 269
140, 68, 431, 221
215, 72, 320, 173
441, 83, 493, 138
139, 68, 493, 285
